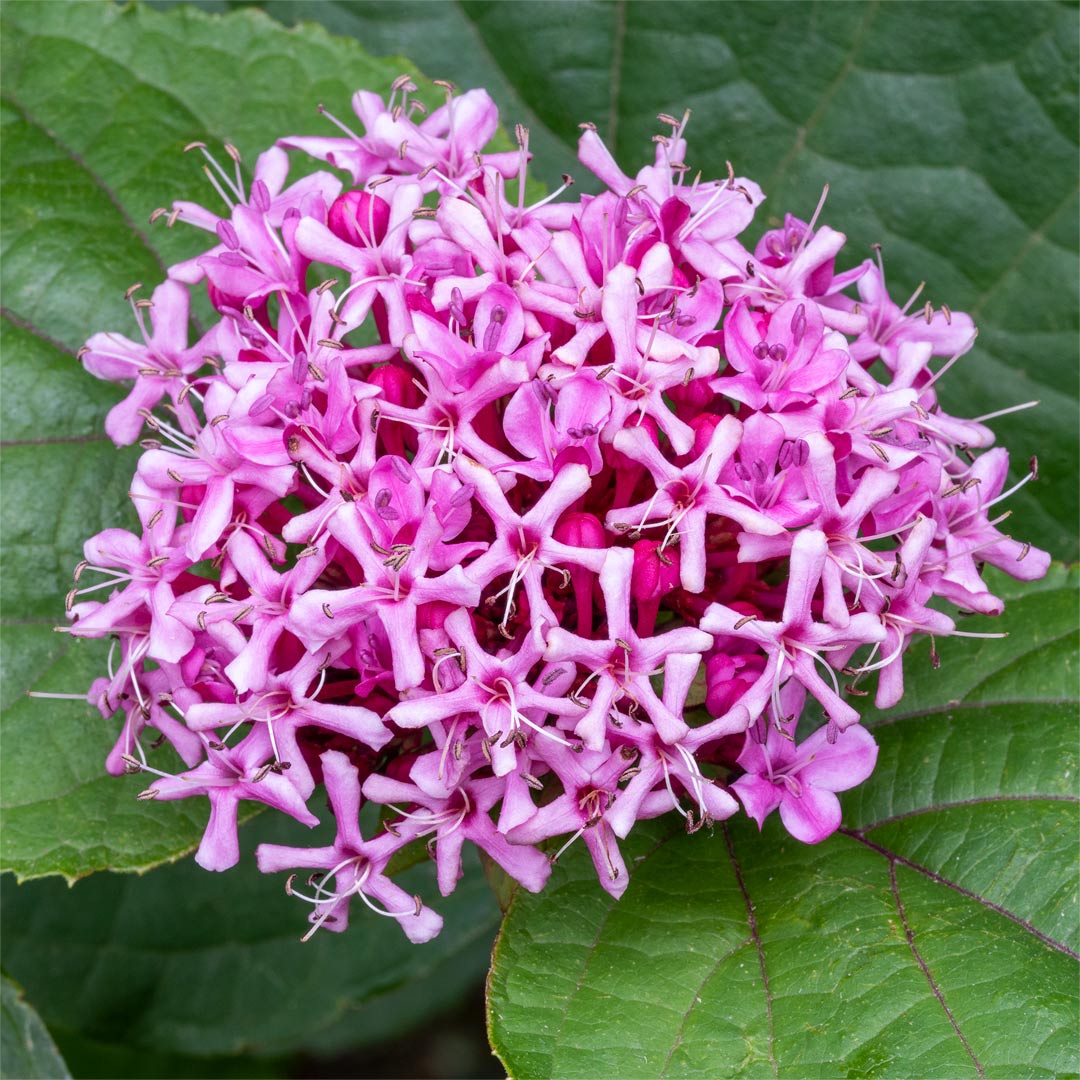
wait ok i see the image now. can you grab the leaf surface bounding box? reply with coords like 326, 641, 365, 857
487, 567, 1079, 1078
0, 976, 70, 1080
1, 811, 501, 1058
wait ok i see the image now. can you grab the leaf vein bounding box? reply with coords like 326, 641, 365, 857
764, 0, 880, 195
723, 824, 777, 1080
889, 860, 987, 1077
2, 93, 169, 294
845, 829, 1079, 960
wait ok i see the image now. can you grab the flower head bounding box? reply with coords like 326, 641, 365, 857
58, 77, 1048, 940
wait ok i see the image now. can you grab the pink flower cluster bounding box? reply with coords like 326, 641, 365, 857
67, 80, 1048, 942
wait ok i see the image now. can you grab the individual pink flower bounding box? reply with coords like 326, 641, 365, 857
732, 686, 878, 843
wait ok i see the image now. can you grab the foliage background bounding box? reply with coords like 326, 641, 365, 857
1, 2, 1076, 1078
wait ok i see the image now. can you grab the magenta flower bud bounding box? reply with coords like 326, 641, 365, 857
553, 511, 606, 552
630, 539, 682, 636
328, 189, 391, 246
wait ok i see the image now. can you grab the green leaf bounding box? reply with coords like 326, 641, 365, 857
1, 811, 501, 1059
0, 975, 70, 1080
487, 565, 1079, 1078
229, 0, 1079, 559
0, 0, 424, 880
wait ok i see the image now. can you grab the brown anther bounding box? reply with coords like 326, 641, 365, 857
846, 684, 869, 696
231, 605, 254, 624
625, 184, 647, 198
746, 260, 755, 277
146, 555, 170, 568
136, 788, 159, 801
391, 105, 404, 122
840, 386, 860, 400
521, 773, 544, 791
614, 638, 632, 652
398, 139, 409, 159
166, 468, 184, 484
65, 588, 77, 612
124, 282, 143, 300
725, 160, 735, 188
634, 276, 645, 294
733, 614, 758, 629
77, 345, 91, 360
417, 163, 436, 180
166, 208, 181, 228
961, 477, 981, 492
412, 207, 437, 218
480, 737, 492, 764
912, 401, 930, 419
120, 753, 143, 772
223, 143, 241, 163
316, 338, 344, 350
891, 553, 904, 582
307, 362, 325, 381
869, 442, 890, 463
369, 407, 381, 433
196, 611, 207, 632
149, 207, 168, 224
285, 874, 297, 896
316, 278, 338, 295
134, 298, 154, 310
368, 175, 392, 189
867, 426, 893, 438
73, 560, 89, 583
209, 413, 229, 427
183, 141, 207, 152
682, 366, 695, 386
412, 894, 424, 917
941, 303, 952, 323
923, 301, 934, 324
251, 763, 273, 784
562, 173, 575, 186
321, 603, 334, 619
942, 484, 963, 498
657, 112, 680, 126
578, 121, 597, 131
432, 78, 455, 92
243, 304, 256, 322
1029, 455, 1039, 480
1017, 542, 1031, 562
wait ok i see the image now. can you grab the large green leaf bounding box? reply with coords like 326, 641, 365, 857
209, 0, 1079, 560
487, 565, 1079, 1078
0, 975, 70, 1080
1, 811, 501, 1059
0, 0, 422, 880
